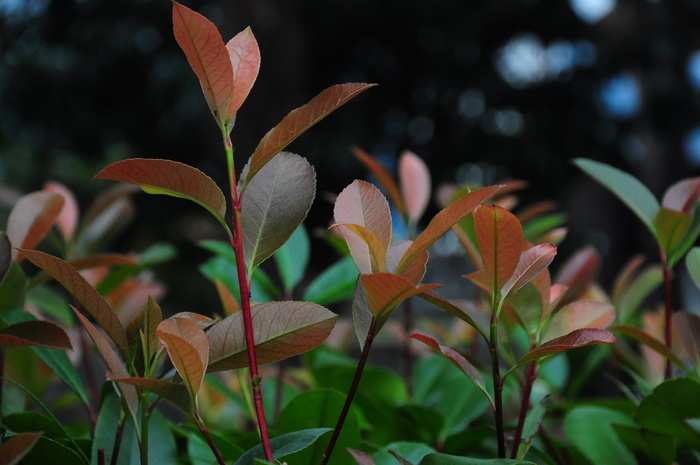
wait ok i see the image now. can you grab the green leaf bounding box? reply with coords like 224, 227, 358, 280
374, 442, 434, 465
420, 454, 536, 464
3, 412, 65, 438
0, 232, 11, 283
91, 389, 135, 465
234, 428, 333, 465
573, 158, 659, 235
474, 205, 524, 294
245, 83, 376, 187
614, 424, 676, 465
654, 207, 691, 262
687, 247, 700, 291
207, 301, 337, 371
277, 389, 361, 465
0, 432, 43, 465
241, 152, 315, 271
95, 158, 227, 225
0, 261, 26, 309
564, 405, 636, 465
303, 256, 358, 306
615, 264, 663, 323
274, 224, 310, 293
19, 436, 85, 465
7, 191, 64, 262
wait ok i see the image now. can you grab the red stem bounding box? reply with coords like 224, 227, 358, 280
195, 415, 227, 465
510, 360, 537, 459
663, 263, 673, 380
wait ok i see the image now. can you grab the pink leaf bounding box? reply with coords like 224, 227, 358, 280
359, 273, 440, 318
95, 158, 226, 223
207, 301, 337, 372
172, 1, 233, 126
157, 317, 209, 397
399, 150, 431, 224
225, 27, 260, 117
44, 181, 79, 241
396, 185, 503, 275
0, 432, 43, 465
543, 300, 615, 342
519, 328, 617, 365
351, 146, 405, 214
662, 177, 700, 213
7, 191, 64, 261
0, 321, 72, 350
245, 83, 376, 186
474, 205, 524, 294
112, 377, 192, 414
21, 250, 129, 357
501, 243, 557, 299
386, 241, 427, 284
331, 224, 387, 273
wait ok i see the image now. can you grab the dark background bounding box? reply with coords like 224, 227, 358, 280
2, 0, 700, 315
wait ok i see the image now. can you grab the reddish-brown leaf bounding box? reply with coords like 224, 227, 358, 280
0, 321, 72, 350
245, 83, 376, 185
207, 301, 337, 372
615, 324, 686, 369
386, 241, 427, 285
359, 273, 440, 318
351, 146, 404, 213
172, 1, 233, 125
225, 27, 260, 117
543, 300, 615, 342
95, 158, 226, 223
112, 377, 193, 414
399, 150, 431, 224
0, 432, 43, 465
519, 328, 617, 365
157, 317, 209, 397
331, 224, 387, 273
474, 205, 524, 294
7, 191, 64, 261
214, 278, 241, 315
662, 177, 700, 213
21, 250, 129, 357
347, 448, 377, 465
553, 246, 600, 309
396, 185, 503, 274
501, 243, 557, 299
44, 181, 79, 241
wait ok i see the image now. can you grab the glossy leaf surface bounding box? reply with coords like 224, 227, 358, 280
565, 406, 636, 465
7, 191, 63, 261
518, 328, 617, 365
226, 27, 260, 116
399, 150, 431, 224
157, 316, 209, 398
0, 321, 71, 350
95, 158, 227, 224
241, 152, 315, 271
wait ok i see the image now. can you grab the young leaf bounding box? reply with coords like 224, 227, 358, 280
543, 300, 615, 342
396, 185, 503, 275
398, 150, 431, 224
0, 432, 43, 465
44, 181, 79, 241
351, 146, 404, 213
473, 205, 523, 294
359, 273, 440, 319
172, 1, 233, 126
501, 243, 557, 300
334, 180, 392, 252
331, 224, 387, 273
21, 249, 129, 357
226, 27, 260, 117
654, 207, 691, 259
112, 377, 192, 413
517, 328, 617, 365
7, 191, 64, 261
214, 277, 241, 314
95, 158, 227, 225
126, 295, 163, 370
157, 317, 209, 398
207, 301, 337, 372
0, 321, 72, 350
614, 325, 686, 370
574, 158, 659, 235
244, 83, 376, 186
242, 152, 315, 271
661, 177, 700, 213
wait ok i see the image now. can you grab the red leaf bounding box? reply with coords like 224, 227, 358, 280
351, 146, 404, 214
0, 321, 72, 350
207, 301, 337, 372
474, 205, 524, 294
519, 328, 617, 365
44, 181, 79, 241
0, 432, 43, 465
172, 1, 233, 125
615, 324, 686, 369
95, 158, 226, 223
245, 83, 376, 186
21, 250, 129, 357
112, 377, 192, 414
399, 150, 431, 224
662, 177, 700, 213
501, 243, 557, 299
7, 191, 64, 262
396, 185, 503, 275
157, 317, 209, 397
225, 27, 260, 117
359, 273, 440, 318
543, 300, 615, 342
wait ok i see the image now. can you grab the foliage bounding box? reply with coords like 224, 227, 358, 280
0, 4, 699, 465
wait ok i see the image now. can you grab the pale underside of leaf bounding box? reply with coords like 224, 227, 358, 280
7, 191, 64, 261
95, 158, 227, 224
662, 177, 700, 213
207, 301, 337, 372
543, 300, 615, 342
352, 280, 375, 347
226, 27, 260, 117
501, 243, 557, 300
331, 223, 387, 273
241, 152, 316, 271
386, 241, 428, 285
399, 150, 431, 224
157, 317, 209, 397
334, 180, 392, 251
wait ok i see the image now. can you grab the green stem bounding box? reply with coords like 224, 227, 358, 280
320, 319, 378, 465
510, 359, 537, 459
662, 262, 673, 380
489, 314, 506, 458
195, 413, 226, 465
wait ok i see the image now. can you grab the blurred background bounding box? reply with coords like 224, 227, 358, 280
2, 0, 700, 315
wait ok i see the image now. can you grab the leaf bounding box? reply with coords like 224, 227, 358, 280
241, 152, 315, 271
501, 243, 556, 300
44, 181, 79, 241
331, 224, 387, 273
226, 27, 260, 116
518, 328, 617, 365
564, 406, 636, 465
0, 261, 26, 309
172, 1, 233, 126
420, 454, 536, 464
207, 301, 337, 372
214, 278, 241, 314
574, 158, 660, 234
410, 333, 493, 408
7, 191, 64, 261
386, 241, 427, 285
234, 428, 333, 465
31, 254, 139, 287
75, 187, 135, 256
157, 317, 209, 399
273, 224, 310, 293
334, 180, 393, 256
615, 264, 663, 324
21, 250, 129, 357
661, 177, 700, 213
613, 425, 676, 465
418, 291, 489, 341
126, 295, 162, 369
673, 311, 700, 369
359, 273, 440, 318
543, 300, 615, 342
348, 448, 376, 465
0, 321, 71, 350
687, 247, 700, 290
0, 432, 43, 465
95, 158, 227, 224
244, 83, 376, 186
654, 207, 691, 258
303, 256, 358, 306
351, 146, 404, 213
0, 232, 11, 283
552, 246, 600, 309
399, 150, 431, 224
112, 377, 192, 413
614, 325, 686, 369
396, 185, 502, 275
